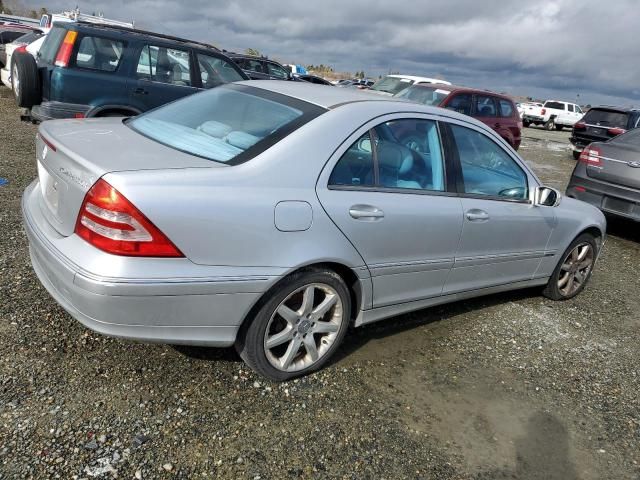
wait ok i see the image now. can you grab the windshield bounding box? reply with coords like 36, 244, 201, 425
129, 85, 325, 165
371, 76, 415, 94
395, 85, 451, 105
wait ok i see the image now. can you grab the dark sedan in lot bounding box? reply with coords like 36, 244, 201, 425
567, 128, 640, 221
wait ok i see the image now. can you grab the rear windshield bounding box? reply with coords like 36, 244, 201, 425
583, 109, 629, 128
39, 25, 66, 64
395, 85, 451, 105
128, 84, 325, 165
371, 76, 415, 94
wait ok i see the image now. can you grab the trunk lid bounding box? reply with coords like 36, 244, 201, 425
586, 143, 640, 190
36, 118, 221, 236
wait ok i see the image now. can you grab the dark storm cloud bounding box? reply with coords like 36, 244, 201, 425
22, 0, 640, 105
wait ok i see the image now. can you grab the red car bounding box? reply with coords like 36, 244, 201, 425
395, 84, 523, 150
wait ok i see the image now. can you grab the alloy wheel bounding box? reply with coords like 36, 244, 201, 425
264, 283, 343, 372
557, 242, 594, 296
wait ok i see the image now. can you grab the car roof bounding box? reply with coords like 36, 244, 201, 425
224, 52, 283, 64
588, 105, 640, 113
386, 74, 451, 85
405, 83, 515, 102
63, 21, 220, 52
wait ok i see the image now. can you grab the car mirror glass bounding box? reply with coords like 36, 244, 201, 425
536, 186, 561, 207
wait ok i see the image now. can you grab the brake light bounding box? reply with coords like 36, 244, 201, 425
541, 108, 546, 115
75, 179, 183, 257
54, 30, 78, 67
579, 145, 602, 167
573, 122, 586, 130
607, 127, 626, 136
574, 186, 586, 193
38, 133, 57, 152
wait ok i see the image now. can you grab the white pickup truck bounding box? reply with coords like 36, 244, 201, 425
522, 100, 583, 130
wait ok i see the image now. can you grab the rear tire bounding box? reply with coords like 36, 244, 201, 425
523, 120, 530, 127
235, 268, 351, 381
544, 118, 555, 130
543, 233, 598, 300
572, 150, 581, 160
12, 52, 40, 108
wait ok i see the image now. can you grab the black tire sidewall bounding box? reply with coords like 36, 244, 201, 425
544, 233, 597, 300
12, 52, 41, 108
237, 269, 351, 381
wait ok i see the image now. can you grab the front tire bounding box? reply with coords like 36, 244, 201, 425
523, 120, 530, 127
236, 268, 351, 381
543, 233, 598, 300
555, 124, 564, 131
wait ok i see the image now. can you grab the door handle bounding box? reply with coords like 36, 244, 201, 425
465, 209, 490, 221
134, 87, 148, 95
349, 205, 384, 220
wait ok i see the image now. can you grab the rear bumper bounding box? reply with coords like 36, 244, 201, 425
523, 114, 544, 123
567, 174, 640, 221
22, 181, 276, 346
31, 101, 90, 122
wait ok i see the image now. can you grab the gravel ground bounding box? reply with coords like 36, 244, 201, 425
1, 86, 639, 479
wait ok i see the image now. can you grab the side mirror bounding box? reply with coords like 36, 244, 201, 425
535, 186, 561, 207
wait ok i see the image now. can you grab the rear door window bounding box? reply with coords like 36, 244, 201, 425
475, 95, 498, 117
583, 109, 629, 128
568, 104, 574, 112
137, 45, 192, 86
38, 26, 66, 64
498, 99, 514, 117
75, 36, 124, 72
329, 132, 375, 187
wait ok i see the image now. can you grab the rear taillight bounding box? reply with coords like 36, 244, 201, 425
75, 179, 183, 257
573, 122, 586, 130
607, 127, 626, 136
54, 30, 78, 68
541, 108, 546, 115
579, 145, 602, 167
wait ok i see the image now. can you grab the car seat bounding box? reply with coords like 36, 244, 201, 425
378, 142, 421, 189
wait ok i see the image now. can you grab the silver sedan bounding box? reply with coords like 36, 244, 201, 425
23, 81, 606, 380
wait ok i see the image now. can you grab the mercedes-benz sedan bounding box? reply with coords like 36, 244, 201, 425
23, 81, 606, 380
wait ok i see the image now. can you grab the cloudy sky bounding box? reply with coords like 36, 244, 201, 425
20, 0, 640, 106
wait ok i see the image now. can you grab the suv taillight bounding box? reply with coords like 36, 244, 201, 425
573, 122, 586, 130
579, 145, 602, 167
541, 108, 546, 115
75, 179, 184, 257
54, 30, 78, 68
607, 127, 626, 136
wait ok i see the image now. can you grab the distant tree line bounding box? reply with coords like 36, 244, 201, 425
0, 0, 47, 18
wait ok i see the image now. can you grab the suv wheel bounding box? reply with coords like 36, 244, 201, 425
544, 118, 556, 130
12, 52, 41, 108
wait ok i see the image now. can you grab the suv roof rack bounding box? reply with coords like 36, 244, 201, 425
0, 13, 41, 27
72, 21, 219, 51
